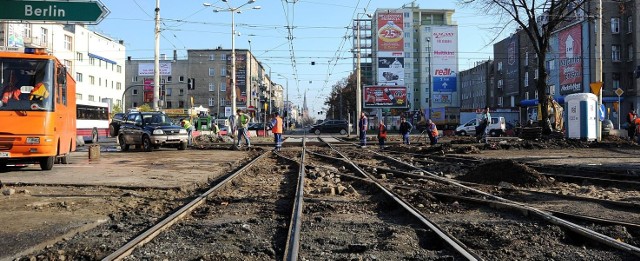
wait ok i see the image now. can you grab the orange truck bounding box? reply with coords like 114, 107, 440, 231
0, 47, 76, 170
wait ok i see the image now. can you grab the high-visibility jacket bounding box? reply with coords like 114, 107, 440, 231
378, 124, 387, 138
629, 112, 636, 124
182, 120, 193, 130
271, 116, 283, 134
428, 122, 439, 137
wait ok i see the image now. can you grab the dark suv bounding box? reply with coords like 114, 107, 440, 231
309, 120, 350, 135
109, 113, 126, 137
117, 111, 188, 152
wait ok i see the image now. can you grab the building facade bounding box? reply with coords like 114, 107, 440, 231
0, 23, 126, 108
459, 60, 492, 110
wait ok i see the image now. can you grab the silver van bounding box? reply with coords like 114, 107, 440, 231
455, 117, 506, 137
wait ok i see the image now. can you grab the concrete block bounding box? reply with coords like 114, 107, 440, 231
88, 145, 100, 159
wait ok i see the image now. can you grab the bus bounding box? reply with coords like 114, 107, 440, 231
0, 47, 76, 171
77, 101, 110, 143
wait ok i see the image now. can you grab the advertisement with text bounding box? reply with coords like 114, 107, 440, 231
376, 13, 404, 52
559, 24, 582, 95
363, 85, 408, 108
431, 26, 458, 93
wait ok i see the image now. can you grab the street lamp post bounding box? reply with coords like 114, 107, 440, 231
427, 37, 432, 119
203, 0, 261, 134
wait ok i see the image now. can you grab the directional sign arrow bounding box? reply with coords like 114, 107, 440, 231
0, 0, 110, 24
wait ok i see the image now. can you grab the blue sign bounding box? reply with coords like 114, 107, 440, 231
433, 76, 457, 92
599, 104, 605, 121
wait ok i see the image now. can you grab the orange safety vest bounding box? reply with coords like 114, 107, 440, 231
272, 116, 283, 134
378, 124, 387, 138
429, 123, 439, 137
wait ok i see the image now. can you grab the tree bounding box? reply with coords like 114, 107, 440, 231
138, 103, 153, 112
462, 0, 587, 133
110, 103, 123, 118
324, 73, 357, 120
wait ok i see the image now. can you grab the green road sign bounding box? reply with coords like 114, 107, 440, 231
0, 0, 109, 24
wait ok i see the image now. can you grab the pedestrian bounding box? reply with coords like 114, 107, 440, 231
399, 117, 413, 145
270, 112, 283, 151
181, 118, 194, 146
359, 112, 368, 147
377, 120, 387, 149
627, 110, 636, 141
477, 107, 491, 140
211, 123, 222, 141
426, 119, 439, 145
235, 109, 251, 148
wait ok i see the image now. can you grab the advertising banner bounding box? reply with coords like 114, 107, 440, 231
143, 78, 153, 91
225, 54, 247, 105
377, 57, 404, 85
431, 26, 458, 93
138, 63, 172, 76
559, 24, 582, 95
505, 35, 519, 95
7, 24, 24, 47
433, 94, 453, 104
143, 91, 153, 103
376, 13, 404, 51
363, 85, 408, 108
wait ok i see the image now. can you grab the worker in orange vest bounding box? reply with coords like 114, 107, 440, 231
270, 112, 284, 151
628, 110, 637, 141
427, 119, 439, 145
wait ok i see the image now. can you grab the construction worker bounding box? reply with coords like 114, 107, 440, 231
399, 117, 413, 145
427, 119, 439, 145
181, 118, 194, 146
359, 112, 368, 147
377, 120, 387, 149
628, 110, 636, 141
270, 112, 283, 151
235, 109, 251, 148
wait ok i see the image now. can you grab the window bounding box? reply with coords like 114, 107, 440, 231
89, 75, 95, 85
611, 18, 620, 34
40, 27, 48, 46
98, 77, 101, 86
166, 88, 172, 96
534, 69, 539, 79
549, 85, 556, 95
221, 54, 227, 61
116, 82, 122, 90
179, 89, 184, 96
64, 59, 72, 73
547, 59, 555, 70
90, 57, 95, 65
612, 45, 621, 61
404, 43, 410, 48
208, 97, 215, 106
64, 35, 72, 50
24, 25, 32, 38
497, 61, 503, 72
209, 54, 215, 60
179, 76, 185, 82
179, 101, 185, 108
220, 82, 226, 91
117, 65, 122, 73
220, 97, 227, 105
167, 76, 172, 82
613, 73, 621, 89
76, 93, 82, 101
628, 44, 634, 61
525, 52, 529, 65
628, 17, 633, 34
525, 92, 529, 100
498, 79, 503, 88
76, 73, 83, 82
498, 96, 503, 106
404, 22, 410, 28
76, 52, 83, 62
132, 89, 138, 95
209, 83, 216, 91
221, 67, 227, 76
209, 68, 215, 76
524, 72, 529, 87
166, 101, 172, 108
404, 32, 410, 38
88, 95, 95, 102
534, 90, 539, 99
404, 12, 409, 18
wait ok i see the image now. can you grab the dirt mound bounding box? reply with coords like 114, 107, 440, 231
458, 159, 552, 187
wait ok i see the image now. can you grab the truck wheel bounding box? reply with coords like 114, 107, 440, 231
40, 156, 54, 170
109, 125, 116, 137
459, 130, 467, 136
314, 129, 321, 135
339, 129, 347, 135
490, 130, 498, 137
119, 135, 129, 152
142, 136, 153, 152
178, 142, 187, 150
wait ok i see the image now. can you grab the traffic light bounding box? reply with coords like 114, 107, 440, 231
187, 78, 195, 90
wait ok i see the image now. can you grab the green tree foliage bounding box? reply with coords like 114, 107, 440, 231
138, 103, 153, 112
323, 73, 357, 120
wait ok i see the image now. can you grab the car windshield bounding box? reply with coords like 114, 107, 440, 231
0, 58, 54, 111
142, 113, 173, 126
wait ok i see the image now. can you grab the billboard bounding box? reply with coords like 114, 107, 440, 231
225, 54, 247, 105
138, 63, 172, 76
377, 13, 404, 51
431, 26, 458, 93
505, 34, 519, 95
364, 85, 408, 108
377, 57, 404, 85
7, 24, 24, 47
143, 78, 153, 103
559, 24, 582, 95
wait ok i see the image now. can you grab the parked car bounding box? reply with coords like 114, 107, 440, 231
455, 117, 506, 137
109, 112, 126, 137
247, 122, 271, 131
117, 111, 189, 152
309, 120, 350, 135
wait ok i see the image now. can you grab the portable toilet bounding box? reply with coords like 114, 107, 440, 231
565, 93, 597, 140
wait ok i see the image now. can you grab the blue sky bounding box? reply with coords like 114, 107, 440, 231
94, 0, 503, 118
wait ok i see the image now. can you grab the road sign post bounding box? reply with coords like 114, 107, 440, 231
615, 87, 624, 129
0, 0, 109, 24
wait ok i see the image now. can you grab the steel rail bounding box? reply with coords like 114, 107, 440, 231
102, 151, 272, 261
369, 150, 640, 257
323, 142, 482, 261
283, 136, 306, 261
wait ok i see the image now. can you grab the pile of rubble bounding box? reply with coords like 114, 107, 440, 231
458, 159, 553, 188
304, 166, 359, 197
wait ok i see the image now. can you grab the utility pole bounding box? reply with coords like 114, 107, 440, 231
595, 0, 603, 142
356, 19, 362, 137
153, 0, 160, 111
